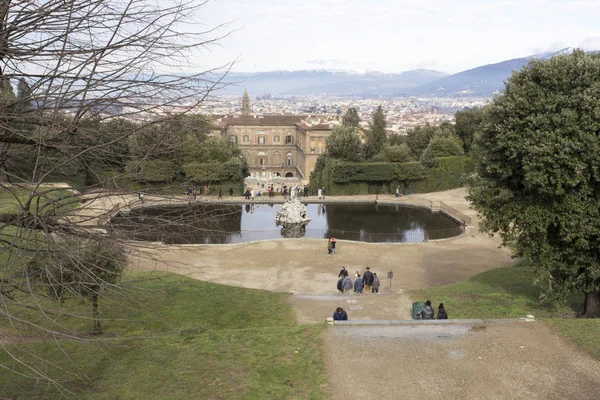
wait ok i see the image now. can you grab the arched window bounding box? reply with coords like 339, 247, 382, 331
286, 152, 293, 166
229, 135, 237, 144
257, 151, 266, 166
257, 131, 265, 144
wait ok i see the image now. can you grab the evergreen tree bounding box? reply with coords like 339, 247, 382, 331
468, 50, 600, 317
342, 107, 360, 127
364, 105, 386, 159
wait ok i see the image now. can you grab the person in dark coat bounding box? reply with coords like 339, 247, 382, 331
363, 266, 374, 294
354, 274, 364, 294
437, 303, 448, 319
336, 278, 343, 293
417, 300, 435, 320
333, 307, 348, 321
338, 266, 349, 278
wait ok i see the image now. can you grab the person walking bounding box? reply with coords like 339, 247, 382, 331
331, 237, 337, 254
138, 192, 145, 204
304, 185, 309, 198
244, 188, 250, 200
327, 238, 333, 255
417, 300, 435, 320
336, 277, 344, 293
354, 274, 364, 294
317, 187, 322, 199
333, 307, 348, 321
437, 303, 448, 319
363, 266, 374, 294
250, 188, 255, 200
218, 188, 223, 200
338, 266, 349, 278
371, 273, 380, 294
342, 275, 353, 293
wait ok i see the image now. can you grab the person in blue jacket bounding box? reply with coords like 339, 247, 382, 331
333, 307, 348, 321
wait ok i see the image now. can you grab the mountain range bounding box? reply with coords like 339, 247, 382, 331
214, 48, 596, 98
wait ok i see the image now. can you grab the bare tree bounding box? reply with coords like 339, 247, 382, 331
0, 0, 235, 392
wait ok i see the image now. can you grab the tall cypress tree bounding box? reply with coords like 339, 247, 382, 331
364, 105, 386, 159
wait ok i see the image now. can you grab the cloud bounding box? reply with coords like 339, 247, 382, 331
579, 37, 600, 51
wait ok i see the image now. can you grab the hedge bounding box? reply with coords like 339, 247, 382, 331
309, 156, 473, 195
407, 156, 474, 193
182, 159, 245, 183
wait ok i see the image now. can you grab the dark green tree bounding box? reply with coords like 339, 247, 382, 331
387, 134, 406, 146
454, 107, 486, 153
405, 124, 438, 159
325, 125, 363, 161
364, 105, 386, 159
419, 135, 464, 167
382, 144, 413, 163
468, 50, 600, 317
342, 107, 360, 128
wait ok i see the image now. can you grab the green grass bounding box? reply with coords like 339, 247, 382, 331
410, 260, 583, 319
410, 260, 600, 361
0, 272, 328, 399
543, 319, 600, 360
0, 187, 80, 214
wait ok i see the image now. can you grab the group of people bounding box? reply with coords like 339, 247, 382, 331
336, 266, 381, 294
416, 300, 448, 320
332, 301, 448, 321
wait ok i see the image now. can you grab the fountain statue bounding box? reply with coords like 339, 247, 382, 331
275, 199, 311, 238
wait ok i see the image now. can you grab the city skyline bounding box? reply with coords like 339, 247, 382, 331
197, 0, 600, 74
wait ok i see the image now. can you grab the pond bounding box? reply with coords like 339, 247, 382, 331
109, 202, 463, 244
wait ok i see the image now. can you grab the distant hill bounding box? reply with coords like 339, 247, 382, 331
213, 49, 599, 98
215, 69, 449, 97
404, 48, 599, 97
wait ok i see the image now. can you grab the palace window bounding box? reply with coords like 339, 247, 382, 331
229, 135, 237, 144
286, 134, 293, 144
243, 135, 249, 142
286, 152, 293, 166
257, 136, 265, 144
274, 135, 280, 143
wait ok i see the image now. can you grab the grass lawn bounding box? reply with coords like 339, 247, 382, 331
410, 259, 582, 319
0, 272, 328, 399
410, 260, 600, 361
0, 187, 80, 214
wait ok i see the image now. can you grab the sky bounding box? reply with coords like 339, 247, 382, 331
195, 0, 600, 74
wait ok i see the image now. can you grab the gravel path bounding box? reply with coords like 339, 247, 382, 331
323, 322, 600, 400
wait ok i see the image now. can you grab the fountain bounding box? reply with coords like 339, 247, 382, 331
275, 199, 311, 237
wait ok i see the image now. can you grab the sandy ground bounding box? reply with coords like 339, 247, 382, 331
324, 322, 600, 400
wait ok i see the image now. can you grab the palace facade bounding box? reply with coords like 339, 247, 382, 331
216, 94, 338, 179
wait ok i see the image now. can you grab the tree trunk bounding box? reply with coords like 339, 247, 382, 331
92, 291, 102, 334
583, 291, 600, 318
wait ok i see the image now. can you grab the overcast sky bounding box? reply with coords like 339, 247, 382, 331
197, 0, 600, 74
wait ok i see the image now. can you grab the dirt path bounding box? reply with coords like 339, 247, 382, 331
323, 322, 600, 400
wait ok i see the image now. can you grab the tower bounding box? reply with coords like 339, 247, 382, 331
241, 89, 250, 115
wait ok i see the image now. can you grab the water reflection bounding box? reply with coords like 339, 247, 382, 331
109, 203, 461, 244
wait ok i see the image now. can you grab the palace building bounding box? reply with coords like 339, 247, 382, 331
216, 92, 338, 179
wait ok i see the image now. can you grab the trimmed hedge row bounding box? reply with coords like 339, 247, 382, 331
309, 156, 473, 195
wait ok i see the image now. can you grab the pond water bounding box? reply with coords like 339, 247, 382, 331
109, 203, 462, 244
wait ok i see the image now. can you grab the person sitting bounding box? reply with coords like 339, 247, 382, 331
333, 307, 348, 321
437, 303, 448, 319
417, 300, 435, 320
